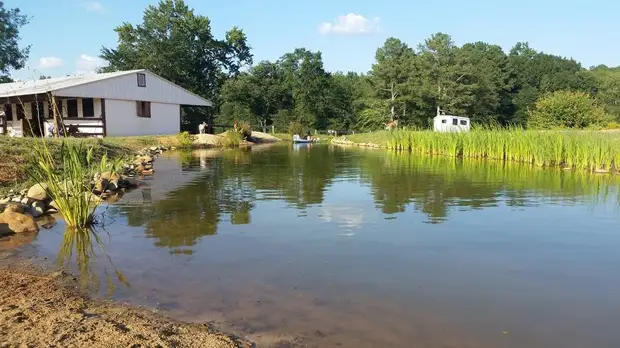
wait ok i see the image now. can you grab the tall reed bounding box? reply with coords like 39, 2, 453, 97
382, 128, 620, 172
28, 139, 110, 228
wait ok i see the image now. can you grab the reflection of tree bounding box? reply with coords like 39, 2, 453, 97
359, 151, 620, 223
115, 145, 342, 253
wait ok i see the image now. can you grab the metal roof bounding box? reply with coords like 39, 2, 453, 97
0, 70, 142, 98
0, 69, 212, 107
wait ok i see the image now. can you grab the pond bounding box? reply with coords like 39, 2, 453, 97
3, 143, 620, 347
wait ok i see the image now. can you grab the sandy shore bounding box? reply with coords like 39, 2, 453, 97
0, 264, 253, 348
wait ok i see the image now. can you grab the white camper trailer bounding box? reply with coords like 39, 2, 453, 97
433, 115, 471, 133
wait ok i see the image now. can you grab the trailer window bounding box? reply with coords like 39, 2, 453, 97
452, 118, 458, 125
441, 119, 447, 124
460, 120, 467, 125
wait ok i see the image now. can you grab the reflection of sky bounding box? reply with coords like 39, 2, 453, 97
319, 181, 381, 235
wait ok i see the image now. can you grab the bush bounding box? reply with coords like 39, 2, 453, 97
176, 131, 194, 148
528, 91, 612, 129
222, 131, 242, 147
235, 121, 252, 140
288, 121, 305, 136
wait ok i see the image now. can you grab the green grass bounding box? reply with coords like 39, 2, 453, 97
339, 129, 620, 172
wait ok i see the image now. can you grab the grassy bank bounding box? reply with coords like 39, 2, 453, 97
0, 135, 181, 196
338, 129, 620, 172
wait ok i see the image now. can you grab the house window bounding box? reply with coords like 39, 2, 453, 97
3, 104, 12, 121
82, 98, 95, 117
31, 102, 44, 120
136, 101, 151, 118
137, 73, 146, 87
460, 119, 467, 126
67, 99, 78, 118
452, 118, 458, 125
441, 119, 447, 124
16, 104, 25, 120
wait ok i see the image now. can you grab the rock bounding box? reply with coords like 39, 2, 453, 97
135, 155, 154, 164
135, 164, 145, 173
4, 202, 25, 214
106, 179, 120, 191
11, 197, 22, 203
0, 209, 39, 234
49, 200, 60, 211
21, 197, 34, 206
27, 183, 49, 201
100, 171, 121, 182
141, 169, 154, 176
29, 201, 47, 218
94, 178, 109, 193
143, 163, 153, 170
0, 203, 5, 213
121, 177, 139, 188
0, 197, 10, 204
19, 189, 28, 196
149, 146, 158, 151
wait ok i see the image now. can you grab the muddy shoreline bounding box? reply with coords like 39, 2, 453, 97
0, 261, 254, 348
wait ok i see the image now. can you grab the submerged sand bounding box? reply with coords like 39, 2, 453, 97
0, 264, 253, 348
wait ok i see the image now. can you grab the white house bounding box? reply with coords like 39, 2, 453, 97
0, 70, 211, 137
433, 114, 471, 133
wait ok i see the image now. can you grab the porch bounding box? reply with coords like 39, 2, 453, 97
0, 94, 107, 137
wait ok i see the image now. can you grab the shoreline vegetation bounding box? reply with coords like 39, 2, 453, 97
332, 129, 620, 173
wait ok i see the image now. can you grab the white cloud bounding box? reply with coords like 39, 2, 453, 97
79, 1, 105, 13
75, 54, 107, 74
38, 56, 64, 69
319, 13, 380, 35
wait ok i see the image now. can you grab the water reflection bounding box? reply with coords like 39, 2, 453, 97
108, 145, 620, 252
56, 227, 129, 296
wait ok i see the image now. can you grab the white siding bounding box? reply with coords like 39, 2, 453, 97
53, 71, 210, 106
105, 99, 180, 136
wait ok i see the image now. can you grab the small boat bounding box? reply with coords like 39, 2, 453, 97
292, 134, 320, 144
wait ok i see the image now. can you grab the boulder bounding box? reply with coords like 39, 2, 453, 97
0, 209, 39, 234
100, 171, 122, 182
4, 202, 25, 214
27, 183, 49, 201
135, 164, 145, 173
121, 177, 139, 188
94, 178, 109, 193
29, 201, 47, 218
49, 200, 60, 211
106, 179, 120, 191
135, 155, 154, 164
0, 197, 10, 204
149, 146, 158, 152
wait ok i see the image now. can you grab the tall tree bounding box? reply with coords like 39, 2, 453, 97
0, 1, 29, 82
99, 0, 252, 130
370, 37, 416, 123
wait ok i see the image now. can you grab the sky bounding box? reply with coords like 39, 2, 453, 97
6, 0, 620, 80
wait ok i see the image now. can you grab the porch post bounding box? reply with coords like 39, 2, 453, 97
101, 98, 107, 137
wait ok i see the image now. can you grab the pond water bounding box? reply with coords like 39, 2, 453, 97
3, 144, 620, 347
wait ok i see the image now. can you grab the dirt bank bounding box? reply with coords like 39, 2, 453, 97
0, 264, 253, 348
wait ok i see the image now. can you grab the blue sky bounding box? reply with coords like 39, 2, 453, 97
7, 0, 620, 80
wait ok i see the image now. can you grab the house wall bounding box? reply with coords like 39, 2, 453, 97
105, 99, 180, 137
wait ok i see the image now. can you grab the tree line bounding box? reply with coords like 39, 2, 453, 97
2, 0, 619, 132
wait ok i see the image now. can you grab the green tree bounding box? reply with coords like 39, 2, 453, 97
589, 65, 620, 119
527, 90, 611, 129
99, 0, 252, 130
0, 1, 29, 82
369, 38, 417, 123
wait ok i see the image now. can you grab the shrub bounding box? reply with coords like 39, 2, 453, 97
235, 121, 252, 140
222, 131, 242, 147
288, 121, 305, 136
176, 131, 194, 148
528, 91, 612, 129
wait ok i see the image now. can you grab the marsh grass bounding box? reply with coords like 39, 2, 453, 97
348, 128, 620, 172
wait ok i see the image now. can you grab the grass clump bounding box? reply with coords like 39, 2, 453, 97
221, 131, 243, 147
28, 140, 117, 228
176, 131, 195, 148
